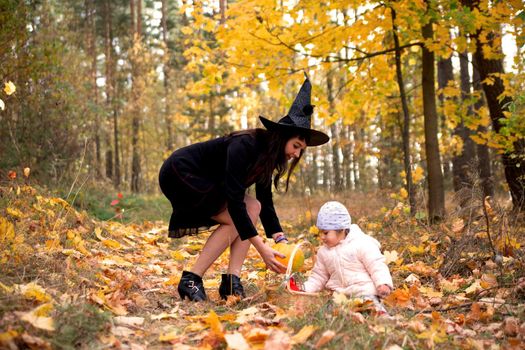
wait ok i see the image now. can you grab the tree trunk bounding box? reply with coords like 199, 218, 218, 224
421, 7, 445, 222
219, 0, 227, 24
453, 49, 476, 193
391, 8, 416, 214
161, 0, 173, 151
130, 0, 142, 192
86, 0, 101, 177
437, 57, 454, 188
341, 125, 352, 190
104, 0, 113, 180
472, 59, 494, 197
462, 0, 525, 210
326, 71, 342, 191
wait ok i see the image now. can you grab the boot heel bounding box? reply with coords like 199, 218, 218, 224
177, 271, 207, 302
219, 274, 246, 300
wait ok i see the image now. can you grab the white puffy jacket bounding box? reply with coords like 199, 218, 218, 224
303, 224, 393, 296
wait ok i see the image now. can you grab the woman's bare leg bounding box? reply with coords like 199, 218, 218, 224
190, 196, 261, 277
227, 197, 260, 276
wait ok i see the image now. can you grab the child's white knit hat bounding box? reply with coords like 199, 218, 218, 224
316, 201, 351, 230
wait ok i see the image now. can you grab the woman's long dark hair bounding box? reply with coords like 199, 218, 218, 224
230, 128, 306, 191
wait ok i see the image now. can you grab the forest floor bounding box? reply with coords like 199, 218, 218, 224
1, 182, 525, 349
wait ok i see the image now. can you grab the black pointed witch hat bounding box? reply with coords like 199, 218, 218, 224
259, 77, 330, 146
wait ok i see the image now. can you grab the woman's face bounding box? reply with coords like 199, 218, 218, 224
284, 136, 307, 161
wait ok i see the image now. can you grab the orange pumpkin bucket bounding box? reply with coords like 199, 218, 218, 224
276, 241, 319, 296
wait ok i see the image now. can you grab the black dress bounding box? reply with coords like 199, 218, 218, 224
159, 132, 282, 240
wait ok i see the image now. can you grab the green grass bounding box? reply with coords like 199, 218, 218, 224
58, 184, 172, 224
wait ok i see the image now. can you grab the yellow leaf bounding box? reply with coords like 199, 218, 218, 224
292, 325, 317, 344
94, 227, 104, 240
23, 167, 30, 178
0, 281, 14, 293
0, 216, 15, 242
416, 323, 448, 348
4, 81, 16, 95
102, 239, 121, 249
170, 250, 189, 261
33, 303, 54, 317
224, 332, 250, 350
309, 225, 319, 235
163, 275, 180, 286
419, 286, 443, 298
332, 292, 349, 305
465, 280, 482, 294
19, 313, 55, 331
158, 330, 180, 342
480, 273, 498, 289
383, 250, 399, 265
205, 310, 224, 338
408, 245, 425, 255
0, 330, 18, 342
19, 282, 52, 302
6, 207, 23, 219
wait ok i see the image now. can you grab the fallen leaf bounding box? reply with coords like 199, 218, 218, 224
21, 333, 52, 350
224, 332, 250, 350
159, 330, 182, 342
114, 316, 144, 327
314, 330, 336, 348
4, 81, 16, 95
18, 282, 52, 302
18, 312, 55, 331
205, 310, 224, 339
264, 329, 291, 350
383, 250, 399, 265
0, 330, 19, 342
416, 323, 448, 349
408, 245, 425, 255
503, 317, 519, 337
291, 325, 316, 344
111, 326, 134, 337
480, 273, 498, 289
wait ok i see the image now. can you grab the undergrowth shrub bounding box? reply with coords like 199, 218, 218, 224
51, 303, 110, 350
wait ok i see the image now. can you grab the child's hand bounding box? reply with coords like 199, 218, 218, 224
377, 284, 392, 298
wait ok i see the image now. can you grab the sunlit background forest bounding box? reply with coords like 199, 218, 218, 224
1, 0, 523, 218
1, 0, 525, 349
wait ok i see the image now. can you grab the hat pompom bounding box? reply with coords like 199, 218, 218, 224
302, 104, 314, 116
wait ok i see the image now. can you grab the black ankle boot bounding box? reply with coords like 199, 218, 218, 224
219, 274, 245, 300
178, 271, 207, 301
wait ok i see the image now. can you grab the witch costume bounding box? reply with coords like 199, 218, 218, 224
158, 77, 329, 241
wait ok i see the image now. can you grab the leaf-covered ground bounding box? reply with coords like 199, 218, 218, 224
1, 184, 525, 349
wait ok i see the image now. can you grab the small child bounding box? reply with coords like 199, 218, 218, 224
299, 201, 393, 313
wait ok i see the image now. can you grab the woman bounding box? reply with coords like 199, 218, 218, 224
159, 77, 329, 301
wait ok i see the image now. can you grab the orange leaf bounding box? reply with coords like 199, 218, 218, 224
314, 330, 336, 348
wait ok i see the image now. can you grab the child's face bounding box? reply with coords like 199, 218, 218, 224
319, 229, 346, 247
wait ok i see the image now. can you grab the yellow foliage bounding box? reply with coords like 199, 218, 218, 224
4, 81, 16, 95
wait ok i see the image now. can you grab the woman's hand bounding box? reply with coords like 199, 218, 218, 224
377, 284, 392, 298
250, 236, 287, 274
